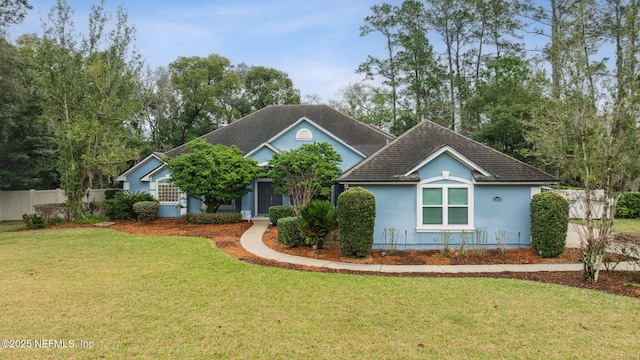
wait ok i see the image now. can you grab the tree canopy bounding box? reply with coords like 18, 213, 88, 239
33, 0, 143, 216
269, 142, 343, 208
165, 138, 261, 213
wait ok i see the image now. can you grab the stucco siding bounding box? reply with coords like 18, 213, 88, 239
250, 146, 276, 164
360, 183, 534, 250
270, 121, 365, 171
417, 153, 473, 181
474, 185, 532, 247
124, 157, 164, 193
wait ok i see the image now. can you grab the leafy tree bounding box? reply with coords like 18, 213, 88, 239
329, 82, 393, 130
466, 56, 543, 161
0, 0, 32, 28
269, 142, 343, 208
526, 0, 640, 282
0, 35, 58, 190
165, 138, 260, 213
137, 65, 180, 152
395, 0, 448, 127
238, 64, 300, 114
169, 54, 240, 146
358, 3, 400, 123
36, 0, 144, 217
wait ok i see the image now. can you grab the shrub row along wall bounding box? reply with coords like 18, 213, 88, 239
0, 189, 115, 221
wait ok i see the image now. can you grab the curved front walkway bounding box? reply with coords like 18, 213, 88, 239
240, 220, 639, 273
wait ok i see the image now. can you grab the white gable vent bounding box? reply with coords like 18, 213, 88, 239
296, 128, 313, 141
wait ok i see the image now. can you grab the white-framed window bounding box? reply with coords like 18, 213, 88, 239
296, 128, 313, 141
417, 182, 474, 231
157, 182, 180, 203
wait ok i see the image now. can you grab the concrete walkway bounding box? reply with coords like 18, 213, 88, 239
240, 220, 639, 273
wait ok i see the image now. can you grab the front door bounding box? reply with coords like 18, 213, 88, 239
257, 181, 282, 215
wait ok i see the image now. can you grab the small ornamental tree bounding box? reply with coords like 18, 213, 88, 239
530, 191, 570, 258
337, 187, 376, 258
165, 138, 260, 212
269, 142, 342, 208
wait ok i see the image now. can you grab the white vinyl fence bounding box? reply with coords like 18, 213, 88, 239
0, 189, 112, 221
549, 189, 605, 220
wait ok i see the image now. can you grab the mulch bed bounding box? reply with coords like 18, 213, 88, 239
53, 219, 640, 299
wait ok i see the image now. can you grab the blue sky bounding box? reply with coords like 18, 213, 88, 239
8, 0, 403, 102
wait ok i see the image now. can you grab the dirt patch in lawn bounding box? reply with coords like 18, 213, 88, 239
63, 219, 640, 299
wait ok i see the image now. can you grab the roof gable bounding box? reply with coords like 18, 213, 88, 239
338, 120, 558, 184
404, 145, 490, 177
116, 153, 164, 182
266, 117, 367, 158
162, 105, 394, 158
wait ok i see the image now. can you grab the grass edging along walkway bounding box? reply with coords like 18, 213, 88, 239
1, 226, 639, 359
242, 220, 639, 273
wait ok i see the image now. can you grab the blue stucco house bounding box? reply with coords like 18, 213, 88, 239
337, 120, 558, 249
116, 105, 394, 218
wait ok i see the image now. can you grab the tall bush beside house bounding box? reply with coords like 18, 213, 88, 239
277, 216, 304, 247
299, 200, 337, 248
337, 187, 376, 258
530, 191, 570, 257
269, 205, 295, 225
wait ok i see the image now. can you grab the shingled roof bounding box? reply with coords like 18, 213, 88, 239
162, 105, 394, 158
338, 120, 558, 184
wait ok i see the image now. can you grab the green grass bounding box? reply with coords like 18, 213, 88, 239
0, 221, 26, 233
611, 218, 640, 233
1, 228, 639, 359
572, 218, 640, 234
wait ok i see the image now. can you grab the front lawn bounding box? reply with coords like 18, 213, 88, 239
0, 221, 26, 233
0, 228, 638, 359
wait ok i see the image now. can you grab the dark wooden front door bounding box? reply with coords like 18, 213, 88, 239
257, 181, 282, 215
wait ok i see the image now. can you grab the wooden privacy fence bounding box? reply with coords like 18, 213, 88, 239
0, 189, 112, 221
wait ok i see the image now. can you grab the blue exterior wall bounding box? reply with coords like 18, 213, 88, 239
270, 121, 365, 171
123, 157, 164, 193
417, 153, 473, 181
354, 152, 535, 249
121, 120, 368, 218
360, 183, 534, 249
250, 146, 276, 164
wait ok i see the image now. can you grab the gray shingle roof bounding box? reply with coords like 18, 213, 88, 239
338, 120, 558, 183
162, 104, 394, 158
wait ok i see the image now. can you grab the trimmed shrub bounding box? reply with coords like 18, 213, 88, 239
133, 201, 160, 223
337, 187, 376, 258
269, 205, 295, 225
182, 212, 243, 224
23, 214, 47, 229
277, 216, 304, 247
530, 191, 570, 258
299, 200, 337, 247
616, 192, 640, 218
104, 191, 156, 220
34, 203, 67, 223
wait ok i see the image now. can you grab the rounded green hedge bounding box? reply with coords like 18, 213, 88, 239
337, 187, 376, 258
530, 191, 569, 258
277, 216, 304, 247
132, 201, 160, 223
269, 205, 296, 225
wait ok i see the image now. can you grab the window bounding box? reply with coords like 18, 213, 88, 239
157, 182, 180, 202
419, 184, 472, 230
296, 128, 313, 141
